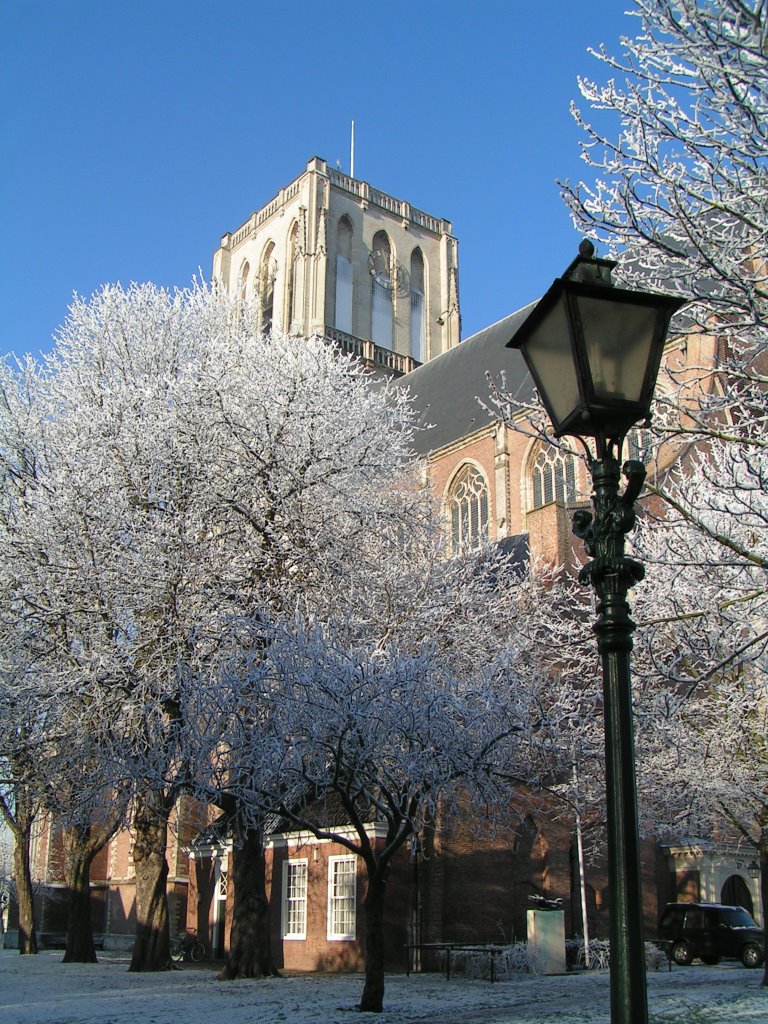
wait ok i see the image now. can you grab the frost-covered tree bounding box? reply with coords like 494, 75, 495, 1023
167, 295, 423, 982
214, 609, 530, 1014
9, 281, 422, 975
562, 0, 766, 335
0, 289, 211, 971
0, 359, 62, 957
180, 502, 524, 997
630, 444, 768, 981
0, 666, 44, 956
559, 0, 768, 982
561, 0, 767, 547
204, 533, 608, 1012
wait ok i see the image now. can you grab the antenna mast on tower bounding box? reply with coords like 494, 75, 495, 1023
350, 120, 355, 179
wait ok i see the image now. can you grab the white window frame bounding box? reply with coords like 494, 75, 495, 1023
282, 859, 308, 940
327, 855, 357, 941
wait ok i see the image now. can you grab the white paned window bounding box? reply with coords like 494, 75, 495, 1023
282, 860, 308, 940
327, 856, 357, 940
335, 255, 353, 333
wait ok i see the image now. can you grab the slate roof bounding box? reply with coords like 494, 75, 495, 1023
188, 790, 378, 852
399, 304, 537, 457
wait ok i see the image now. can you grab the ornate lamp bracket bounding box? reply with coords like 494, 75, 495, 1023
572, 456, 646, 593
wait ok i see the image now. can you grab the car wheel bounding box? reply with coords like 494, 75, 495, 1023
741, 944, 763, 968
701, 955, 720, 965
672, 941, 693, 966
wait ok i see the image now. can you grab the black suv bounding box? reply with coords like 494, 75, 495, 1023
658, 902, 765, 967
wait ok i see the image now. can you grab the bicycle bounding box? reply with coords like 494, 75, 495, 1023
170, 929, 206, 963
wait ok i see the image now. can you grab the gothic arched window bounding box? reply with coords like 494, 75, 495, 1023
370, 230, 393, 349
530, 444, 577, 511
238, 260, 250, 304
335, 216, 354, 334
410, 248, 426, 362
286, 222, 300, 331
449, 464, 489, 553
259, 241, 276, 334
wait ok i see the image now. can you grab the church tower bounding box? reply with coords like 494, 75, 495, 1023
213, 156, 461, 374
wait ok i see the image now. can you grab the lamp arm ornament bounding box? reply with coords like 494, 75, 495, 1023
572, 457, 646, 594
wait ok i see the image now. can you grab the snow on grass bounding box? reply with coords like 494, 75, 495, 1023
0, 951, 765, 1023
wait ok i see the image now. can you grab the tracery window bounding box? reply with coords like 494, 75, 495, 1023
449, 464, 489, 553
530, 444, 577, 510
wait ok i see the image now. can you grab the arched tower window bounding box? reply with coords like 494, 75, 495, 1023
410, 248, 426, 362
259, 242, 276, 334
448, 464, 489, 553
335, 216, 354, 334
530, 444, 577, 511
286, 223, 300, 331
238, 260, 250, 304
370, 230, 393, 350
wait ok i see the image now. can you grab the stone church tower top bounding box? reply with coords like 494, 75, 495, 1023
213, 156, 461, 375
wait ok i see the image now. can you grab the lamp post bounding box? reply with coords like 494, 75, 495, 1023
507, 241, 684, 1024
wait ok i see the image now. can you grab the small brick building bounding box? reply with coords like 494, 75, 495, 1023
184, 791, 670, 971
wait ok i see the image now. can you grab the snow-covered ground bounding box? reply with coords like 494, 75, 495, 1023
1, 951, 765, 1023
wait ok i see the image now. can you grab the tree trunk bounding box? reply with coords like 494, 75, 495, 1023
12, 823, 38, 955
129, 790, 171, 972
359, 867, 388, 1013
219, 824, 279, 980
61, 825, 98, 963
760, 836, 767, 988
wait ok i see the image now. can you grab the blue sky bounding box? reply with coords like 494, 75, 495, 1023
0, 1, 636, 361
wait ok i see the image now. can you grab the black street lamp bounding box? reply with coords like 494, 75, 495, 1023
507, 241, 685, 1024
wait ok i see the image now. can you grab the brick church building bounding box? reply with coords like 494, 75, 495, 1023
23, 157, 763, 965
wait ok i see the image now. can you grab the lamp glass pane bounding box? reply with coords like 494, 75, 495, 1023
577, 297, 658, 404
522, 296, 581, 428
